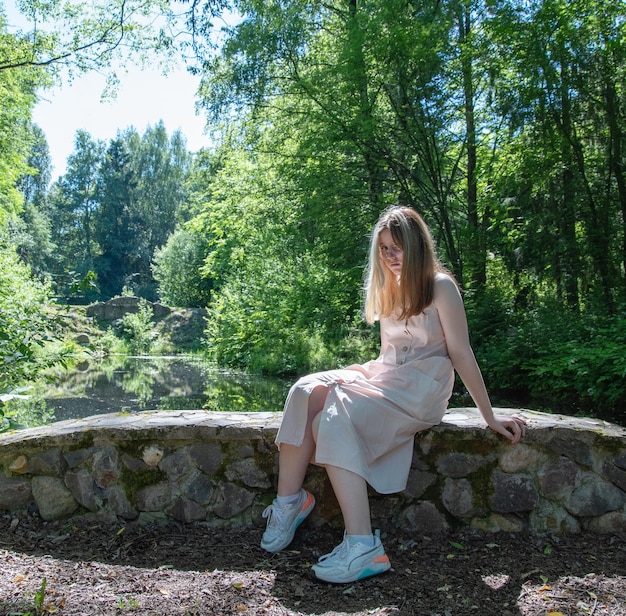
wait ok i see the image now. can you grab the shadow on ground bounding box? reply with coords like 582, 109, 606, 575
1, 513, 625, 615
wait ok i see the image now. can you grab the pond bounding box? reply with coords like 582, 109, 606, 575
7, 355, 292, 428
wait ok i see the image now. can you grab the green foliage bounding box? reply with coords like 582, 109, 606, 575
475, 300, 626, 422
5, 0, 180, 82
0, 22, 46, 220
10, 578, 48, 616
152, 227, 212, 307
522, 312, 626, 422
0, 242, 54, 390
2, 0, 626, 427
118, 299, 160, 355
44, 124, 193, 301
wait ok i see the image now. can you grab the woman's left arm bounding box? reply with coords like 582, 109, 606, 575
434, 275, 525, 444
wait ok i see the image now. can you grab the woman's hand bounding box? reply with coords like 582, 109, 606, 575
487, 416, 526, 444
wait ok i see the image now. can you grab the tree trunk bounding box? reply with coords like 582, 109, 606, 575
458, 0, 486, 291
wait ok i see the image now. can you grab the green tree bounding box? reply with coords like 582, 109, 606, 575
488, 0, 626, 311
93, 137, 138, 297
53, 130, 105, 273
11, 124, 57, 278
0, 240, 53, 391
152, 226, 212, 307
127, 122, 193, 297
0, 15, 42, 219
2, 0, 180, 82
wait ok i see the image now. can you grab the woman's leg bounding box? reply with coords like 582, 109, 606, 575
325, 465, 372, 535
277, 384, 328, 496
310, 413, 372, 536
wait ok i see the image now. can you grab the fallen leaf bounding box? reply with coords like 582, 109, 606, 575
12, 575, 25, 583
236, 605, 247, 612
539, 584, 551, 591
547, 612, 565, 616
449, 541, 465, 550
232, 582, 244, 589
158, 588, 171, 596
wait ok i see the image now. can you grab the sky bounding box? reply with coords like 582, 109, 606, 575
33, 68, 210, 180
4, 1, 212, 181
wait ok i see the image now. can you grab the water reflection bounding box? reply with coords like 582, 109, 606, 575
40, 355, 291, 423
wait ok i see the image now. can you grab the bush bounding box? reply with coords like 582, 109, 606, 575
205, 251, 369, 376
152, 228, 213, 308
475, 297, 626, 423
118, 299, 160, 355
0, 243, 54, 390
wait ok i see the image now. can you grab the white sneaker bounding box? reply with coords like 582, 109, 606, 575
312, 529, 391, 583
260, 489, 315, 553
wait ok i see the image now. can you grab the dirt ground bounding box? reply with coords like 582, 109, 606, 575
0, 512, 625, 616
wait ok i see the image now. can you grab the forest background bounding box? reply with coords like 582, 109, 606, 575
1, 0, 625, 430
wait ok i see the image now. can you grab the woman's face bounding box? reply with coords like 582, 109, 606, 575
378, 228, 403, 277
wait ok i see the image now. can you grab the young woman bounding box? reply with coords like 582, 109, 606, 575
261, 205, 526, 584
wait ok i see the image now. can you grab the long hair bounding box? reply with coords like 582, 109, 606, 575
364, 205, 447, 324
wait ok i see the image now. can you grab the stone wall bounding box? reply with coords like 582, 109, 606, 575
0, 408, 625, 536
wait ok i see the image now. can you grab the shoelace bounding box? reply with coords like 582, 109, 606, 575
262, 504, 287, 529
317, 537, 350, 563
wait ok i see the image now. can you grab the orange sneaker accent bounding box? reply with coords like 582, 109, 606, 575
301, 492, 315, 511
373, 554, 390, 564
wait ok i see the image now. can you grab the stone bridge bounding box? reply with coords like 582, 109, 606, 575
0, 408, 625, 536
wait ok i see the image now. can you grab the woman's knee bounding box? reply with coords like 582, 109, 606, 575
308, 385, 329, 417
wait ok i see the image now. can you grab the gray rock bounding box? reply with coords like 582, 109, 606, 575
471, 513, 525, 533
613, 453, 626, 471
134, 481, 173, 512
539, 456, 580, 500
189, 443, 225, 476
404, 470, 436, 499
225, 458, 271, 489
64, 447, 98, 469
93, 447, 120, 489
121, 454, 150, 473
30, 448, 66, 477
499, 444, 544, 473
212, 483, 255, 519
565, 473, 625, 517
168, 497, 206, 523
182, 470, 215, 505
105, 485, 137, 519
442, 478, 475, 519
584, 511, 626, 536
160, 448, 193, 482
529, 499, 580, 534
402, 501, 446, 532
436, 453, 489, 478
32, 476, 78, 521
491, 471, 539, 513
602, 460, 626, 492
65, 469, 98, 511
548, 432, 593, 467
0, 476, 32, 509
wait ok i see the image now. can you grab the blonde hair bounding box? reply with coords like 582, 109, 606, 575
364, 205, 447, 324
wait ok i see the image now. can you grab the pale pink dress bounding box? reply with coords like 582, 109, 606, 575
276, 275, 455, 494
